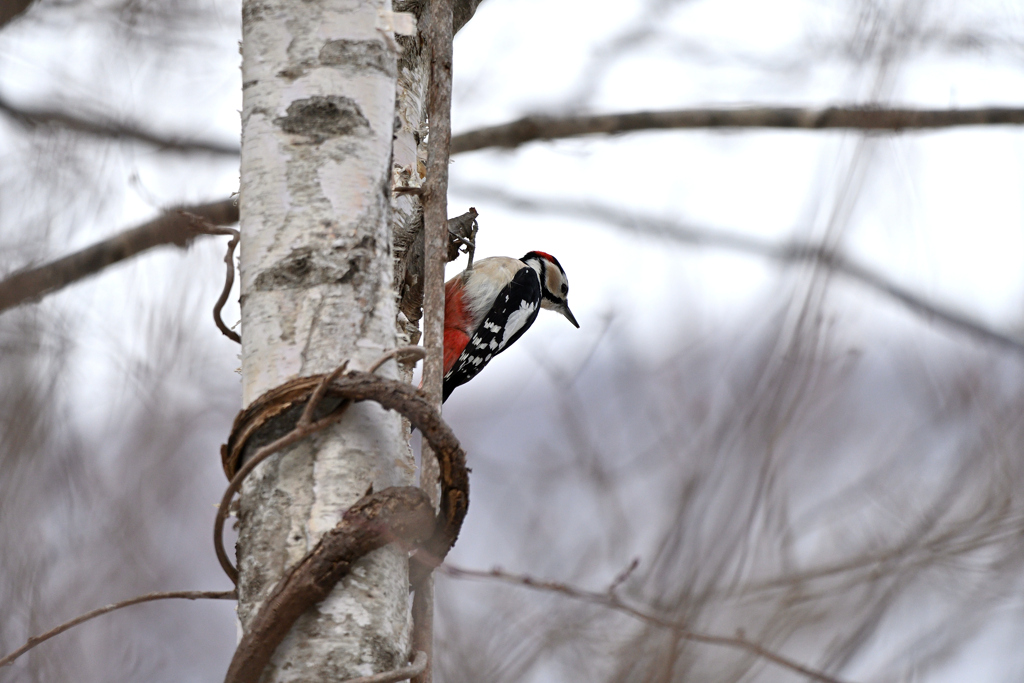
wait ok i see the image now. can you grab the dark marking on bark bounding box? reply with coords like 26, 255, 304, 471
253, 246, 365, 291
277, 64, 313, 81
275, 96, 370, 143
297, 294, 327, 361
320, 40, 396, 77
366, 632, 404, 673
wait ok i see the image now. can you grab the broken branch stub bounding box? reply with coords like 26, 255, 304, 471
396, 207, 479, 330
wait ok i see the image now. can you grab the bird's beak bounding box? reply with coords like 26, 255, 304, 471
560, 302, 580, 328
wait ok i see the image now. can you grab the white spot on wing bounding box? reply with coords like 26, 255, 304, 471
499, 301, 537, 349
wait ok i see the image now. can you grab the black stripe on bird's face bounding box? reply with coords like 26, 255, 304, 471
523, 251, 570, 306
543, 261, 568, 304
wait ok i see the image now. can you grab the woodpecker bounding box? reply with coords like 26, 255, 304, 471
442, 251, 579, 402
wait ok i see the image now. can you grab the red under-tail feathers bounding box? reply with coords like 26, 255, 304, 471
443, 276, 472, 375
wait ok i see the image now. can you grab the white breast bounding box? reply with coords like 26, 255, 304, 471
463, 256, 530, 327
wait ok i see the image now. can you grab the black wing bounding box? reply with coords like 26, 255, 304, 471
443, 267, 542, 402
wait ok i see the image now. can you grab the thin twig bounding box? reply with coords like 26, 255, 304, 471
298, 361, 350, 428
342, 651, 429, 683
179, 211, 241, 344
451, 215, 478, 272
608, 557, 640, 594
367, 346, 428, 375
464, 217, 478, 271
450, 106, 1024, 153
440, 565, 852, 683
459, 185, 1024, 357
0, 590, 235, 669
215, 231, 241, 342
0, 198, 238, 314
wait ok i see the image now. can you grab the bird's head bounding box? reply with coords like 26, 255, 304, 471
522, 251, 579, 328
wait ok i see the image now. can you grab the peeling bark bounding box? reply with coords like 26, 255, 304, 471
236, 0, 414, 679
391, 0, 431, 351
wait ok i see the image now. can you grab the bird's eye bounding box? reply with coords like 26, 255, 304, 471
561, 284, 568, 295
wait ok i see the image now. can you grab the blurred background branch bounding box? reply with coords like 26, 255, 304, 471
0, 92, 240, 156
0, 198, 237, 313
442, 564, 852, 683
0, 590, 236, 670
451, 106, 1024, 153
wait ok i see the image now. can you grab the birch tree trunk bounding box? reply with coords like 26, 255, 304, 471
235, 0, 413, 678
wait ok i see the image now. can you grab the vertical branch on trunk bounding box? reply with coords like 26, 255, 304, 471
413, 0, 454, 681
420, 0, 453, 502
235, 0, 413, 679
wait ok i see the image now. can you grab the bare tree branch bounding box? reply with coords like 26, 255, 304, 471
441, 564, 853, 683
451, 106, 1024, 153
0, 0, 31, 28
458, 184, 1024, 356
0, 92, 240, 156
452, 0, 483, 34
0, 201, 480, 323
420, 0, 455, 413
0, 590, 236, 669
8, 102, 1023, 319
0, 198, 238, 314
8, 101, 1018, 159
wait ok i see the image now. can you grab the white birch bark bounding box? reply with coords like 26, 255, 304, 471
236, 0, 414, 679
